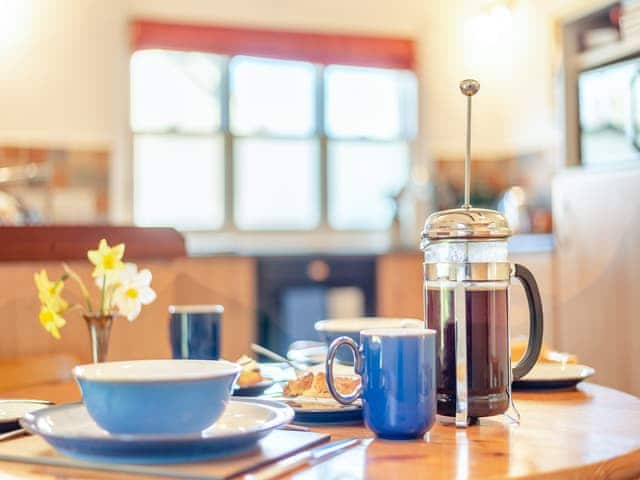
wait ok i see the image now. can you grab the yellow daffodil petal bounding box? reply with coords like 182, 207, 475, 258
88, 239, 126, 278
39, 306, 66, 339
34, 269, 67, 313
112, 243, 125, 261
87, 249, 102, 266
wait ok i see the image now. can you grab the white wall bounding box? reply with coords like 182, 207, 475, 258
0, 0, 124, 147
0, 0, 564, 220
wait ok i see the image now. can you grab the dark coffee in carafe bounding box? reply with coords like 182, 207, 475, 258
426, 285, 510, 418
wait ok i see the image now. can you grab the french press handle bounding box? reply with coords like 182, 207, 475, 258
511, 263, 544, 380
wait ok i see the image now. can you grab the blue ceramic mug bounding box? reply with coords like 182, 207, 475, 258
169, 305, 223, 360
326, 327, 436, 439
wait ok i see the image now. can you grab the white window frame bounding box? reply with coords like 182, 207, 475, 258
127, 50, 417, 235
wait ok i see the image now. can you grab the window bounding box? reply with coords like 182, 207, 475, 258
230, 56, 320, 230
130, 50, 416, 231
131, 51, 225, 230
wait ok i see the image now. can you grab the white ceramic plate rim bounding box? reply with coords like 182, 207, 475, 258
234, 379, 275, 390
73, 359, 240, 383
315, 318, 423, 333
21, 399, 293, 443
517, 363, 596, 381
0, 400, 53, 424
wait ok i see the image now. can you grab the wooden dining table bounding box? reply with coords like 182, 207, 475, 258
1, 380, 640, 479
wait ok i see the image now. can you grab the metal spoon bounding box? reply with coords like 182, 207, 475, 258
250, 344, 306, 375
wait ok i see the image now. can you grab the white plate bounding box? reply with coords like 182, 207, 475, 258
513, 363, 595, 390
21, 399, 293, 464
0, 400, 52, 433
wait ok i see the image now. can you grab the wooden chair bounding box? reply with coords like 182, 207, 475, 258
0, 353, 79, 392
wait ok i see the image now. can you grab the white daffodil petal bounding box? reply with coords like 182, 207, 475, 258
138, 287, 156, 304
126, 301, 142, 321
123, 263, 137, 276
136, 269, 152, 287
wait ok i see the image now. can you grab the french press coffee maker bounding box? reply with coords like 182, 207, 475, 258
421, 80, 543, 427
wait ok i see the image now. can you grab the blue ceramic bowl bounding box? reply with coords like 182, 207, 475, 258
314, 318, 424, 364
73, 359, 240, 435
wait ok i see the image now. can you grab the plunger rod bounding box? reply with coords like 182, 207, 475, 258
459, 79, 480, 210
464, 95, 472, 208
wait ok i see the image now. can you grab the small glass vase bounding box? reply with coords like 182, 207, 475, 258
83, 314, 115, 363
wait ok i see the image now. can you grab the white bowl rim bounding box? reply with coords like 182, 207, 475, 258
315, 317, 423, 332
360, 327, 436, 337
73, 359, 240, 383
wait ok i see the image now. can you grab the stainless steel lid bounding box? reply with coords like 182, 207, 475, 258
421, 207, 512, 240
421, 79, 512, 242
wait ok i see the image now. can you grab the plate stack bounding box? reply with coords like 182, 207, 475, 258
621, 0, 640, 39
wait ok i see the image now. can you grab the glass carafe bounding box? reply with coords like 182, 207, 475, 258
421, 208, 543, 426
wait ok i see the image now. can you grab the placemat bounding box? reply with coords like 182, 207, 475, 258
0, 429, 330, 479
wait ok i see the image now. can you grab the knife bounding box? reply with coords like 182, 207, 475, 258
244, 438, 361, 480
0, 428, 27, 442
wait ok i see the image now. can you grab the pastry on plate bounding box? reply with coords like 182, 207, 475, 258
283, 372, 314, 396
236, 355, 265, 387
284, 371, 360, 399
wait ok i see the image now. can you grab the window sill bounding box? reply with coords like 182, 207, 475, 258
183, 231, 555, 257
184, 230, 394, 256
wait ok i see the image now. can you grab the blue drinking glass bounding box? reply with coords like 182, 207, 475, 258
169, 305, 224, 360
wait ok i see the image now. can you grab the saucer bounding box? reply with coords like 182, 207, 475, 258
233, 380, 276, 397
0, 400, 52, 433
21, 399, 294, 464
513, 363, 595, 390
269, 396, 363, 425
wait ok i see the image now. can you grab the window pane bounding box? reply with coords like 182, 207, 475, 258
230, 56, 316, 136
328, 141, 410, 230
234, 138, 319, 229
134, 135, 224, 230
325, 66, 417, 140
131, 50, 223, 132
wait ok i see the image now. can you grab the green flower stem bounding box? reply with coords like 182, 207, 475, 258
99, 275, 106, 316
62, 263, 94, 313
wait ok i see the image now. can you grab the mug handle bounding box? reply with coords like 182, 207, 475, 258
325, 336, 363, 405
512, 263, 544, 380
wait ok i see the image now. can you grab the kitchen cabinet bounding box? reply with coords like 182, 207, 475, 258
553, 167, 640, 396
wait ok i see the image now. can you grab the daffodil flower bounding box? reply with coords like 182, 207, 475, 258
113, 263, 156, 321
87, 239, 125, 279
34, 239, 153, 341
39, 304, 66, 339
34, 269, 68, 313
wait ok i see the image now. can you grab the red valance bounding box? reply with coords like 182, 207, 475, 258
130, 20, 415, 70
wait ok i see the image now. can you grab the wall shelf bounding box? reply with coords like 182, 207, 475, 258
575, 35, 640, 71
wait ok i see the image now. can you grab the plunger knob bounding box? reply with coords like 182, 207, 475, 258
459, 79, 480, 96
